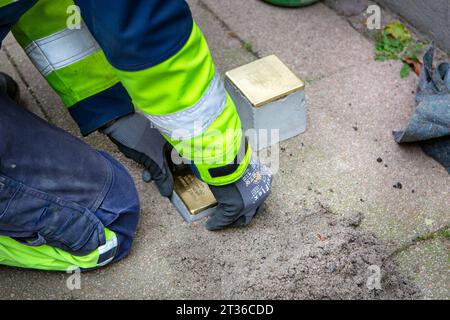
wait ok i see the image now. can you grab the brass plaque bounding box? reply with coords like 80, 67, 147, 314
225, 55, 305, 108
172, 167, 217, 215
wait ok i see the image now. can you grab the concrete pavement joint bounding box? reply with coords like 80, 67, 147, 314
198, 0, 261, 59
323, 0, 449, 59
389, 224, 450, 258
303, 65, 351, 84
200, 0, 362, 84
2, 47, 52, 121
0, 0, 446, 299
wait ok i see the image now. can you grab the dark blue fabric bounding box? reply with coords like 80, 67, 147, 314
0, 91, 140, 259
69, 83, 135, 136
393, 44, 450, 173
0, 173, 106, 256
95, 152, 140, 263
0, 152, 140, 261
0, 0, 36, 45
0, 1, 142, 263
0, 94, 112, 212
74, 0, 193, 71
0, 92, 112, 255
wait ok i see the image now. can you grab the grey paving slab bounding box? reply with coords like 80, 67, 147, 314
191, 1, 256, 74
1, 32, 18, 49
201, 0, 375, 82
396, 237, 449, 300
201, 0, 448, 245
0, 0, 447, 299
0, 153, 423, 300
279, 60, 449, 244
198, 0, 449, 298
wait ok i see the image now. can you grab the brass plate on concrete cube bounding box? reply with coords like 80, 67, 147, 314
225, 54, 307, 150
173, 168, 217, 215
225, 55, 305, 108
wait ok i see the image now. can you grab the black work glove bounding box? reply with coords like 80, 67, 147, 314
206, 156, 272, 231
101, 113, 173, 197
0, 72, 19, 101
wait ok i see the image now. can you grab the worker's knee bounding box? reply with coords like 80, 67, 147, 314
94, 152, 140, 263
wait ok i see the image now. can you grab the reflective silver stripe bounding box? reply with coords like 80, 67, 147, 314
145, 72, 227, 140
97, 256, 114, 267
98, 234, 118, 256
24, 22, 100, 77
96, 234, 118, 267
0, 0, 18, 8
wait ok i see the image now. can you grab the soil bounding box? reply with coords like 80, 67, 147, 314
167, 206, 421, 299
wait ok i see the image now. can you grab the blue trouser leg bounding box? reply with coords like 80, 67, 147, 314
0, 91, 139, 270
94, 152, 140, 263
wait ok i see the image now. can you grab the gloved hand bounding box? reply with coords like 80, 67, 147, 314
101, 113, 174, 197
206, 156, 272, 231
0, 72, 19, 101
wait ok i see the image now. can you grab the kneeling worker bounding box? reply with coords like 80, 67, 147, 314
0, 0, 272, 271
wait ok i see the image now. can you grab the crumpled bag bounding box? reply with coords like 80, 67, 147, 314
393, 44, 450, 173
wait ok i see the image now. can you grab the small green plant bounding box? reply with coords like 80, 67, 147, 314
416, 227, 450, 242
375, 22, 426, 78
242, 42, 253, 52
375, 22, 411, 61
400, 63, 411, 78
437, 227, 450, 239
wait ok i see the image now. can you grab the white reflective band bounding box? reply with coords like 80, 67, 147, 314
145, 72, 227, 140
24, 22, 100, 77
98, 235, 118, 256
96, 234, 117, 267
97, 256, 114, 267
0, 0, 18, 8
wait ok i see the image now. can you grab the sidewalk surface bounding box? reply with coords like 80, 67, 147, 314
0, 0, 448, 299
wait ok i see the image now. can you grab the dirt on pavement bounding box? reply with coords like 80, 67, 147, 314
167, 205, 421, 299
